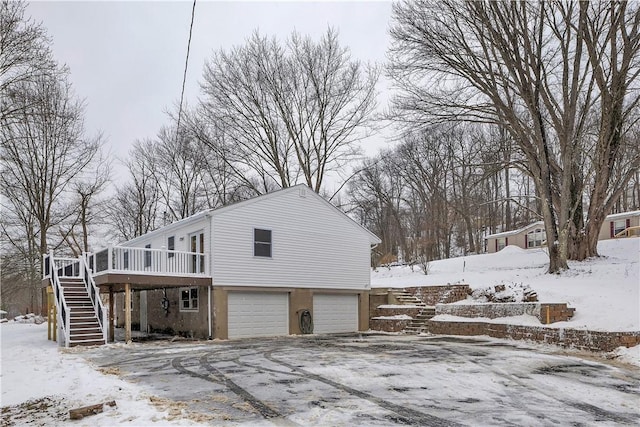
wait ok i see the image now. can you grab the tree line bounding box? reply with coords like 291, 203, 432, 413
2, 0, 639, 315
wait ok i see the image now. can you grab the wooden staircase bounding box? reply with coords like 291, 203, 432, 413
61, 278, 106, 347
389, 288, 436, 335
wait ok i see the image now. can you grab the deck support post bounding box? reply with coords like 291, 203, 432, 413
124, 283, 131, 344
108, 286, 115, 343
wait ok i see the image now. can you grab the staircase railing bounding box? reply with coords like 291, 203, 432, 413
81, 253, 108, 344
45, 252, 72, 347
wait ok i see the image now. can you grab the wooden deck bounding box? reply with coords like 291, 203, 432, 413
94, 273, 212, 293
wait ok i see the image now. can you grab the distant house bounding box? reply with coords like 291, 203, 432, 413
485, 210, 640, 254
43, 185, 381, 346
598, 210, 640, 240
484, 221, 545, 254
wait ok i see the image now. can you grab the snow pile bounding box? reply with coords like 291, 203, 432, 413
612, 345, 640, 367
0, 323, 199, 425
372, 238, 640, 332
466, 282, 538, 303
371, 314, 413, 320
432, 313, 543, 326
10, 313, 45, 324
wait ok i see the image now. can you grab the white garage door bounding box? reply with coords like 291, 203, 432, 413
313, 294, 359, 334
227, 292, 289, 339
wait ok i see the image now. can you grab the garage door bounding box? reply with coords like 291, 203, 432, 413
313, 294, 359, 334
227, 292, 289, 339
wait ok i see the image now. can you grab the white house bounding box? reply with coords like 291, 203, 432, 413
485, 210, 640, 254
484, 221, 545, 253
44, 185, 380, 345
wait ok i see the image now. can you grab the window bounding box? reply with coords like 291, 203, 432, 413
254, 229, 272, 257
527, 229, 545, 248
180, 287, 198, 311
123, 250, 129, 269
168, 236, 175, 258
613, 219, 627, 236
144, 244, 151, 268
496, 238, 506, 251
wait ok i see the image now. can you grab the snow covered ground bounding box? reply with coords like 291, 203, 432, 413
1, 238, 638, 425
2, 328, 639, 426
372, 237, 640, 332
0, 322, 199, 425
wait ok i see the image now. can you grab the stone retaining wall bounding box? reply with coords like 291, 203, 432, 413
405, 285, 470, 305
435, 302, 575, 324
370, 318, 412, 332
424, 319, 640, 351
371, 305, 422, 319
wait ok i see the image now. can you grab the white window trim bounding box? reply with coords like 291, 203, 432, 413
613, 219, 626, 235
527, 228, 545, 248
180, 287, 199, 312
254, 228, 273, 258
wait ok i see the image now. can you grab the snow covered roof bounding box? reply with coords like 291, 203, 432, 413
484, 221, 544, 240
605, 210, 640, 221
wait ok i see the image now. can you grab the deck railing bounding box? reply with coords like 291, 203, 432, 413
89, 245, 209, 277
81, 254, 108, 344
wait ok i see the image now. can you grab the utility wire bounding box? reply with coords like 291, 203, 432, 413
176, 0, 197, 142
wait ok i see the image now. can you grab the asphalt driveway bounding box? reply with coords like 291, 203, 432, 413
82, 334, 640, 426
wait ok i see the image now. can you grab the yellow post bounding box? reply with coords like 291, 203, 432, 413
125, 283, 132, 344
108, 286, 115, 343
53, 303, 57, 342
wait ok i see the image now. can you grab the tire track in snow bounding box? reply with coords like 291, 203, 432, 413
170, 355, 285, 421
434, 340, 639, 425
263, 349, 463, 427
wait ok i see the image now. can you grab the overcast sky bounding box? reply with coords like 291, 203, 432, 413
26, 0, 393, 168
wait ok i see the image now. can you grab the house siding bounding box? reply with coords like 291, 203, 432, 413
211, 189, 372, 290
598, 212, 640, 240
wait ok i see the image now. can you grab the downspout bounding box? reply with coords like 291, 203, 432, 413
206, 212, 213, 340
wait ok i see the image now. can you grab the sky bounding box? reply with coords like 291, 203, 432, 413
26, 0, 394, 168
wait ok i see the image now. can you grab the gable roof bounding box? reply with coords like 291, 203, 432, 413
123, 209, 213, 246
211, 184, 381, 245
606, 210, 640, 221
124, 185, 381, 246
484, 221, 544, 240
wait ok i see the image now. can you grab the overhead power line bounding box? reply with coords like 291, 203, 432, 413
176, 0, 197, 142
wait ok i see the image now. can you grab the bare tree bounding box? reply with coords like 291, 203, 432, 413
200, 28, 379, 194
1, 67, 102, 312
389, 0, 640, 272
155, 124, 208, 221
60, 152, 111, 255
0, 0, 55, 123
106, 140, 161, 241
